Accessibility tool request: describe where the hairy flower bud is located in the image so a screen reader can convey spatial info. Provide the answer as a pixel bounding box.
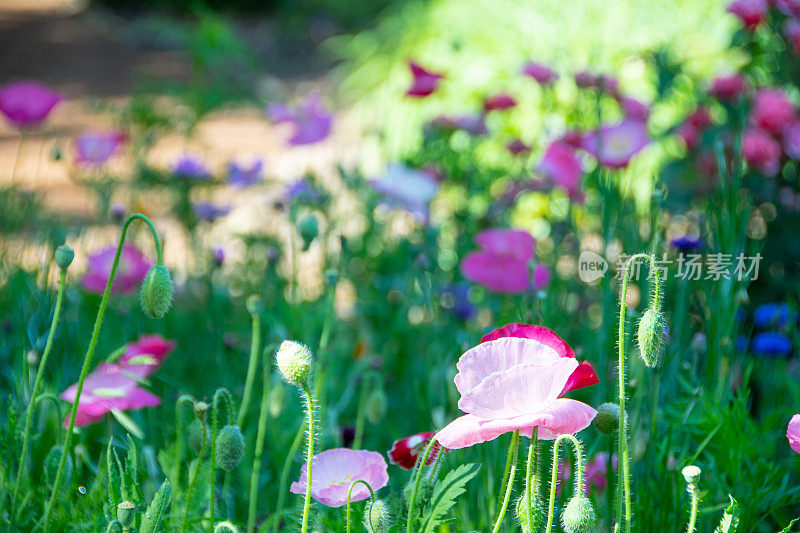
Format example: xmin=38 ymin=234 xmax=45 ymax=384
xmin=216 ymin=425 xmax=245 ymax=471
xmin=117 ymin=500 xmax=136 ymax=528
xmin=561 ymin=496 xmax=598 ymax=533
xmin=276 ymin=340 xmax=313 ymax=385
xmin=593 ymin=402 xmax=620 ymax=434
xmin=44 ymin=445 xmax=72 ymax=491
xmin=298 ymin=215 xmax=319 ymax=251
xmin=246 ymin=295 xmax=263 ymax=317
xmin=363 ymin=499 xmax=391 ymax=533
xmin=365 ymin=388 xmax=387 ymax=424
xmin=637 ymin=307 xmax=664 ymax=367
xmin=514 ymin=487 xmax=545 ymax=533
xmin=140 ymin=263 xmax=173 ymax=319
xmin=54 ymin=244 xmax=74 ymax=270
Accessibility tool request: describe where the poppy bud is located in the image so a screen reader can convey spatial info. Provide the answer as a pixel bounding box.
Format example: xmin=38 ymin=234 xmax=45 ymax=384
xmin=44 ymin=445 xmax=72 ymax=491
xmin=188 ymin=419 xmax=209 ymax=457
xmin=140 ymin=263 xmax=173 ymax=319
xmin=194 ymin=401 xmax=209 ymax=420
xmin=26 ymin=349 xmax=39 ymax=366
xmin=363 ymin=499 xmax=391 ymax=533
xmin=246 ymin=295 xmax=263 ymax=317
xmin=593 ymin=402 xmax=620 ymax=434
xmin=216 ymin=425 xmax=245 ymax=471
xmin=298 ymin=215 xmax=319 ymax=251
xmin=364 ymin=389 xmax=387 ymax=424
xmin=514 ymin=487 xmax=545 ymax=533
xmin=54 ymin=244 xmax=74 ymax=270
xmin=637 ymin=307 xmax=664 ymax=367
xmin=276 ymin=340 xmax=313 ymax=385
xmin=561 ymin=496 xmax=598 ymax=533
xmin=682 ymin=465 xmax=701 ymax=485
xmin=117 ymin=501 xmax=136 ymax=529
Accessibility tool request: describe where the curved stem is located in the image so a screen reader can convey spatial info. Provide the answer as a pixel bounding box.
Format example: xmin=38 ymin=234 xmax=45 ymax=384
xmin=12 ymin=269 xmax=67 ymax=513
xmin=545 ymin=434 xmax=584 ymax=533
xmin=248 ymin=348 xmax=272 ymax=533
xmin=524 ymin=427 xmax=540 ymax=529
xmin=183 ymin=417 xmax=208 ymax=533
xmin=346 ymin=479 xmax=376 ymax=533
xmin=174 ymin=395 xmax=195 ymax=492
xmin=237 ymin=311 xmax=261 ymax=428
xmin=300 ymin=384 xmax=315 ymax=533
xmin=43 ymin=214 xmax=163 ymax=532
xmin=405 ymin=436 xmax=438 ymax=533
xmin=492 ymin=430 xmax=520 ymax=533
xmin=210 ymin=389 xmax=235 ymax=533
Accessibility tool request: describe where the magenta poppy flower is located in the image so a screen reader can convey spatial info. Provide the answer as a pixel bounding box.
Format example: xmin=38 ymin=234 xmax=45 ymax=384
xmin=710 ymin=74 xmax=749 ymax=101
xmin=585 ymin=452 xmax=617 ymax=493
xmin=788 ymin=414 xmax=800 ymax=453
xmin=481 ymin=324 xmax=599 ymax=394
xmin=677 ymin=108 xmax=712 ymax=150
xmin=522 ymin=62 xmax=558 ymax=85
xmin=73 ymin=131 xmax=125 ymax=166
xmin=574 ymin=71 xmax=598 ymax=88
xmin=60 ymin=363 xmax=161 ymax=426
xmin=116 ymin=334 xmax=176 ymax=379
xmin=369 ymin=163 xmax=439 ymax=220
xmin=434 ymin=334 xmax=597 ymax=449
xmin=618 ymin=97 xmax=650 ymax=121
xmin=726 ymin=0 xmax=767 ymax=30
xmin=785 ymin=20 xmax=800 ymax=55
xmin=507 ymin=139 xmax=531 ymax=155
xmin=777 ymin=0 xmax=800 ymax=17
xmin=460 ymin=228 xmax=535 ymax=294
xmin=290 ymin=448 xmax=389 ymax=507
xmin=227 ymin=159 xmax=264 ymax=188
xmin=483 ymin=93 xmax=517 ymax=112
xmin=429 ymin=114 xmax=488 ymax=136
xmin=267 ymin=93 xmax=333 ymax=146
xmin=538 ymin=141 xmax=584 ymax=197
xmin=751 ymin=88 xmax=796 ymax=135
xmin=581 ymin=118 xmax=650 ymax=168
xmin=406 ymin=61 xmax=444 ymax=97
xmin=0 ymin=80 xmax=63 ymax=129
xmin=532 ymin=263 xmax=552 ymax=290
xmin=388 ymin=432 xmax=442 ymax=470
xmin=81 ymin=244 xmax=153 ymax=295
xmin=743 ymin=128 xmax=781 ymax=176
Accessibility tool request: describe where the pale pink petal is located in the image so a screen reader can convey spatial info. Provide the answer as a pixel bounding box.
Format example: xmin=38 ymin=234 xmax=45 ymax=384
xmin=520 ymin=399 xmax=598 ymax=440
xmin=788 ymin=414 xmax=800 ymax=454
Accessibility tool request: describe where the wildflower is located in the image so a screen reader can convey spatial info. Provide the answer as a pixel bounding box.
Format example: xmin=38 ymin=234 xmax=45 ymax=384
xmin=743 ymin=128 xmax=781 ymax=176
xmin=193 ymin=202 xmax=231 ymax=222
xmin=369 ymin=163 xmax=439 ymax=220
xmin=81 ymin=244 xmax=152 ymax=295
xmin=73 ymin=131 xmax=125 ymax=166
xmin=429 ymin=114 xmax=488 ymax=136
xmin=460 ymin=228 xmax=536 ymax=294
xmin=172 ymin=154 xmax=211 ymax=180
xmin=752 ymin=332 xmax=792 ymax=357
xmin=435 ymin=333 xmax=597 ymax=449
xmin=406 ymin=61 xmax=444 ymax=97
xmin=784 ymin=121 xmax=800 ymax=160
xmin=227 ymin=159 xmax=264 ymax=188
xmin=289 ymin=448 xmax=389 ymax=507
xmin=284 ymin=177 xmax=323 ymax=204
xmin=0 ymin=80 xmax=63 ymax=128
xmin=538 ymin=141 xmax=584 ymax=198
xmin=584 ymin=452 xmax=617 ymax=493
xmin=581 ymin=118 xmax=650 ymax=168
xmin=670 ymin=235 xmax=704 ymax=253
xmin=786 ymin=19 xmax=800 ymax=55
xmin=787 ymin=414 xmax=800 ymax=453
xmin=751 ymin=88 xmax=796 ymax=135
xmin=483 ymin=93 xmax=517 ymax=112
xmin=267 ymin=93 xmax=333 ymax=145
xmin=618 ymin=97 xmax=650 ymax=121
xmin=532 ymin=263 xmax=552 ymax=290
xmin=726 ymin=0 xmax=768 ymax=30
xmin=753 ymin=302 xmax=796 ymax=328
xmin=522 ymin=62 xmax=558 ymax=85
xmin=507 ymin=139 xmax=531 ymax=156
xmin=710 ymin=74 xmax=748 ymax=101
xmin=440 ymin=283 xmax=476 ymax=321
xmin=116 ymin=334 xmax=176 ymax=378
xmin=677 ymin=108 xmax=711 ymax=150
xmin=574 ymin=71 xmax=597 ymax=88
xmin=212 ymin=245 xmax=225 ymax=267
xmin=388 ymin=431 xmax=441 ymax=470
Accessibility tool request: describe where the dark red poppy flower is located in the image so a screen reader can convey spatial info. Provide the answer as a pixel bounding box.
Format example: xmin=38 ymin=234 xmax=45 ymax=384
xmin=388 ymin=431 xmax=442 ymax=469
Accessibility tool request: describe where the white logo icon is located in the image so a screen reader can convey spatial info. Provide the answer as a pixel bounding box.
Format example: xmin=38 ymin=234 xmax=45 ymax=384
xmin=578 ymin=250 xmax=608 ymax=283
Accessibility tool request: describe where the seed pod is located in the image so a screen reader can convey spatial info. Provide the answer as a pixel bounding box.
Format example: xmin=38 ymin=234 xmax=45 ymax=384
xmin=561 ymin=496 xmax=598 ymax=533
xmin=275 ymin=340 xmax=313 ymax=385
xmin=54 ymin=244 xmax=74 ymax=270
xmin=139 ymin=263 xmax=173 ymax=319
xmin=216 ymin=425 xmax=245 ymax=471
xmin=682 ymin=465 xmax=701 ymax=485
xmin=44 ymin=445 xmax=72 ymax=491
xmin=637 ymin=307 xmax=664 ymax=367
xmin=298 ymin=215 xmax=319 ymax=251
xmin=363 ymin=499 xmax=391 ymax=533
xmin=117 ymin=500 xmax=136 ymax=528
xmin=593 ymin=402 xmax=620 ymax=434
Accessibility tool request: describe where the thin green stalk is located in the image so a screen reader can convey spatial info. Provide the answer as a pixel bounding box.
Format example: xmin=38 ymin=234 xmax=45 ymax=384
xmin=43 ymin=214 xmax=163 ymax=532
xmin=210 ymin=389 xmax=235 ymax=533
xmin=524 ymin=428 xmax=540 ymax=529
xmin=12 ymin=268 xmax=67 ymax=513
xmin=346 ymin=479 xmax=375 ymax=533
xmin=300 ymin=384 xmax=315 ymax=533
xmin=237 ymin=311 xmax=261 ymax=428
xmin=249 ymin=349 xmax=272 ymax=533
xmin=272 ymin=425 xmax=305 ymax=533
xmin=183 ymin=417 xmax=208 ymax=533
xmin=686 ymin=486 xmax=698 ymax=533
xmin=492 ymin=430 xmax=520 ymax=533
xmin=352 ymin=377 xmax=369 ymax=450
xmin=405 ymin=437 xmax=438 ymax=533
xmin=545 ymin=434 xmax=584 ymax=533
xmin=174 ymin=395 xmax=196 ymax=492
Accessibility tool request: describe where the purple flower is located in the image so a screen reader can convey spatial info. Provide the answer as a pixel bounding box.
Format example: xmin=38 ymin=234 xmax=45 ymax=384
xmin=173 ymin=154 xmax=211 ymax=180
xmin=580 ymin=119 xmax=650 ymax=168
xmin=369 ymin=163 xmax=439 ymax=220
xmin=618 ymin=97 xmax=650 ymax=121
xmin=73 ymin=131 xmax=125 ymax=166
xmin=441 ymin=283 xmax=475 ymax=321
xmin=193 ymin=202 xmax=231 ymax=222
xmin=290 ymin=448 xmax=389 ymax=507
xmin=752 ymin=332 xmax=792 ymax=357
xmin=483 ymin=93 xmax=517 ymax=112
xmin=284 ymin=178 xmax=323 ymax=204
xmin=227 ymin=160 xmax=264 ymax=188
xmin=507 ymin=139 xmax=531 ymax=156
xmin=538 ymin=141 xmax=584 ymax=199
xmin=81 ymin=244 xmax=152 ymax=295
xmin=267 ymin=93 xmax=332 ymax=146
xmin=670 ymin=235 xmax=704 ymax=253
xmin=0 ymin=80 xmax=63 ymax=129
xmin=212 ymin=245 xmax=225 ymax=267
xmin=429 ymin=114 xmax=488 ymax=136
xmin=522 ymin=62 xmax=559 ymax=85
xmin=406 ymin=61 xmax=444 ymax=97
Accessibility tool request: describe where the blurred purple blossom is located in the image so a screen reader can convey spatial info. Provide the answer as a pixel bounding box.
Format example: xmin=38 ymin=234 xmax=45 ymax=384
xmin=227 ymin=159 xmax=264 ymax=188
xmin=173 ymin=154 xmax=212 ymax=180
xmin=267 ymin=93 xmax=332 ymax=146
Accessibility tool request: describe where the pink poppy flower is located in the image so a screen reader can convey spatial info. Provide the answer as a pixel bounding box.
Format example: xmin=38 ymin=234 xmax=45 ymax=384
xmin=751 ymin=88 xmax=796 ymax=135
xmin=507 ymin=139 xmax=531 ymax=155
xmin=483 ymin=93 xmax=517 ymax=112
xmin=369 ymin=163 xmax=440 ymax=220
xmin=434 ymin=334 xmax=598 ymax=449
xmin=581 ymin=119 xmax=650 ymax=168
xmin=290 ymin=448 xmax=389 ymax=507
xmin=267 ymin=93 xmax=333 ymax=146
xmin=460 ymin=229 xmax=535 ymax=294
xmin=787 ymin=414 xmax=800 ymax=453
xmin=726 ymin=0 xmax=768 ymax=30
xmin=81 ymin=244 xmax=153 ymax=295
xmin=584 ymin=452 xmax=618 ymax=493
xmin=710 ymin=74 xmax=749 ymax=101
xmin=388 ymin=432 xmax=442 ymax=470
xmin=60 ymin=363 xmax=161 ymax=426
xmin=429 ymin=114 xmax=488 ymax=136
xmin=480 ymin=324 xmax=599 ymax=394
xmin=618 ymin=97 xmax=650 ymax=121
xmin=522 ymin=62 xmax=558 ymax=85
xmin=117 ymin=334 xmax=176 ymax=379
xmin=784 ymin=121 xmax=800 ymax=159
xmin=532 ymin=263 xmax=552 ymax=290
xmin=560 ymin=130 xmax=585 ymax=149
xmin=0 ymin=80 xmax=63 ymax=129
xmin=677 ymin=108 xmax=712 ymax=150
xmin=73 ymin=131 xmax=125 ymax=166
xmin=539 ymin=141 xmax=584 ymax=197
xmin=406 ymin=61 xmax=444 ymax=98
xmin=743 ymin=128 xmax=781 ymax=176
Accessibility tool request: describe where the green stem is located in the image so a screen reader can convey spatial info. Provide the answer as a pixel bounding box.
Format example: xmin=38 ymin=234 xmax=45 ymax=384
xmin=237 ymin=311 xmax=261 ymax=428
xmin=345 ymin=479 xmax=376 ymax=533
xmin=492 ymin=430 xmax=520 ymax=533
xmin=352 ymin=377 xmax=369 ymax=450
xmin=273 ymin=424 xmax=305 ymax=533
xmin=12 ymin=268 xmax=67 ymax=514
xmin=43 ymin=214 xmax=163 ymax=533
xmin=183 ymin=416 xmax=208 ymax=533
xmin=210 ymin=389 xmax=235 ymax=533
xmin=545 ymin=434 xmax=584 ymax=533
xmin=405 ymin=437 xmax=438 ymax=533
xmin=249 ymin=348 xmax=272 ymax=533
xmin=524 ymin=427 xmax=540 ymax=529
xmin=174 ymin=395 xmax=195 ymax=492
xmin=686 ymin=484 xmax=698 ymax=533
xmin=300 ymin=384 xmax=315 ymax=533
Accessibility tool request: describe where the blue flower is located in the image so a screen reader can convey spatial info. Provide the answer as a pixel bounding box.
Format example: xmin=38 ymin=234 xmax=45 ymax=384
xmin=670 ymin=235 xmax=703 ymax=253
xmin=173 ymin=154 xmax=211 ymax=180
xmin=193 ymin=202 xmax=231 ymax=222
xmin=752 ymin=332 xmax=792 ymax=357
xmin=753 ymin=302 xmax=796 ymax=329
xmin=227 ymin=160 xmax=264 ymax=188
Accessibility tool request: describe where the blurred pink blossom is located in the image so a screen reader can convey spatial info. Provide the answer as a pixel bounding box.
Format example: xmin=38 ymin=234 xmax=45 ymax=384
xmin=784 ymin=121 xmax=800 ymax=159
xmin=743 ymin=128 xmax=781 ymax=176
xmin=461 ymin=229 xmax=535 ymax=293
xmin=785 ymin=20 xmax=800 ymax=55
xmin=618 ymin=97 xmax=650 ymax=121
xmin=290 ymin=448 xmax=389 ymax=507
xmin=81 ymin=244 xmax=152 ymax=295
xmin=522 ymin=62 xmax=558 ymax=85
xmin=267 ymin=93 xmax=333 ymax=145
xmin=538 ymin=141 xmax=584 ymax=197
xmin=73 ymin=131 xmax=125 ymax=166
xmin=710 ymin=74 xmax=749 ymax=101
xmin=429 ymin=114 xmax=488 ymax=136
xmin=406 ymin=61 xmax=444 ymax=97
xmin=726 ymin=0 xmax=768 ymax=30
xmin=751 ymin=88 xmax=796 ymax=135
xmin=788 ymin=414 xmax=800 ymax=453
xmin=677 ymin=108 xmax=712 ymax=150
xmin=532 ymin=263 xmax=552 ymax=290
xmin=581 ymin=119 xmax=650 ymax=168
xmin=117 ymin=334 xmax=176 ymax=379
xmin=483 ymin=93 xmax=517 ymax=112
xmin=585 ymin=452 xmax=618 ymax=493
xmin=507 ymin=139 xmax=531 ymax=155
xmin=0 ymin=80 xmax=63 ymax=129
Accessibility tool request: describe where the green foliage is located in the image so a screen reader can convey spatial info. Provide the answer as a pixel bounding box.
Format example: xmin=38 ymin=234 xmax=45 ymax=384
xmin=420 ymin=463 xmax=481 ymax=532
xmin=140 ymin=480 xmax=172 ymax=533
xmin=714 ymin=496 xmax=741 ymax=533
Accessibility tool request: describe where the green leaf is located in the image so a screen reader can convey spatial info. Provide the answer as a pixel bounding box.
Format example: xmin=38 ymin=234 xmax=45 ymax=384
xmin=713 ymin=496 xmax=740 ymax=533
xmin=420 ymin=463 xmax=481 ymax=533
xmin=106 ymin=440 xmax=121 ymax=513
xmin=140 ymin=480 xmax=172 ymax=533
xmin=125 ymin=434 xmax=140 ymax=502
xmin=112 ymin=409 xmax=144 ymax=440
xmin=780 ymin=517 xmax=800 ymax=533
xmin=114 ymin=448 xmax=128 ymax=501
